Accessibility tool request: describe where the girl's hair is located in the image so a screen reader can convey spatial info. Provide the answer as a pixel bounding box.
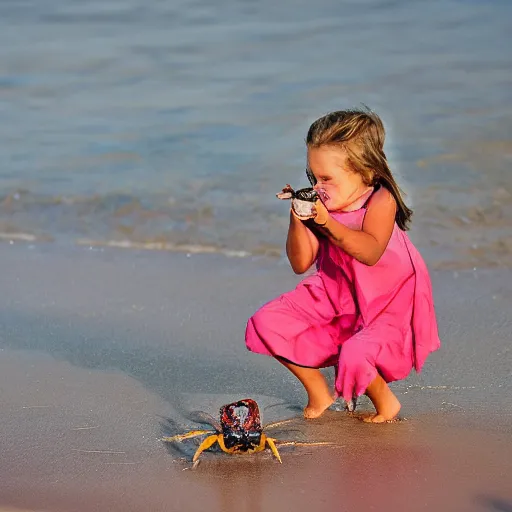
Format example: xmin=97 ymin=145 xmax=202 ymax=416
xmin=306 ymin=107 xmax=413 ymax=230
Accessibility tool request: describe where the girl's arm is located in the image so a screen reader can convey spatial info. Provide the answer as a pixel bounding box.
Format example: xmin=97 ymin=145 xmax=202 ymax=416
xmin=314 ymin=187 xmax=396 ymax=266
xmin=286 ymin=210 xmax=320 ymax=274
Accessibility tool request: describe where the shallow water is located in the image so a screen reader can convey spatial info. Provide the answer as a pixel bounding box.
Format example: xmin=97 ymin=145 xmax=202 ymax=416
xmin=1 ymin=0 xmax=511 ymax=268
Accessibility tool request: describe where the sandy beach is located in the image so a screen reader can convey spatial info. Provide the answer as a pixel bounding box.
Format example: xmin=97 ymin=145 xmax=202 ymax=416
xmin=2 ymin=0 xmax=512 ymax=509
xmin=0 ymin=243 xmax=511 ymax=512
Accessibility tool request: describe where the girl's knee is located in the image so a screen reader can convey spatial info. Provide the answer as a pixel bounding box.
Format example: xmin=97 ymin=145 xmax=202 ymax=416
xmin=247 ymin=304 xmax=279 ymax=340
xmin=248 ymin=306 xmax=268 ymax=332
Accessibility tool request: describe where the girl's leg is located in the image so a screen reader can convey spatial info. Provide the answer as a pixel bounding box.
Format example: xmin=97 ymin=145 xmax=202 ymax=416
xmin=363 ymin=373 xmax=401 ymax=423
xmin=278 ymin=358 xmax=335 ymax=419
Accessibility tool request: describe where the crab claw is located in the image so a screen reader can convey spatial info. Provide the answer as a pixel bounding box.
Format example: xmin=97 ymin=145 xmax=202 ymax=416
xmin=276 ymin=184 xmax=294 ymax=200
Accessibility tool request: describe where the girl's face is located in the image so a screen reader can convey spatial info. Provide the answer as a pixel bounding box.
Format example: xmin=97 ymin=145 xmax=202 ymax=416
xmin=307 ymin=145 xmax=369 ymax=212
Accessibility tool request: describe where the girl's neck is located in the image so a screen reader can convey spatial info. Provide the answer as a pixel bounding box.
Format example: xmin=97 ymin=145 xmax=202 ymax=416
xmin=340 ymin=186 xmax=374 ymax=212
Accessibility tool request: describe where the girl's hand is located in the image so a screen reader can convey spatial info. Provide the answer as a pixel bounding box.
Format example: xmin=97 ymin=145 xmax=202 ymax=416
xmin=312 ymin=199 xmax=329 ymax=226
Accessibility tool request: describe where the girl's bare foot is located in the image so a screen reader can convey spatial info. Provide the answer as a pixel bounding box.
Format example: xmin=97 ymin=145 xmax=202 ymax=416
xmin=303 ymin=395 xmax=335 ymax=419
xmin=363 ymin=374 xmax=401 ymax=423
xmin=277 ymin=359 xmax=335 ymax=420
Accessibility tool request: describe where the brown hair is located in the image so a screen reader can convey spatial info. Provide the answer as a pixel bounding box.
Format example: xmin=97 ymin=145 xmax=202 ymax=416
xmin=306 ymin=107 xmax=413 ymax=230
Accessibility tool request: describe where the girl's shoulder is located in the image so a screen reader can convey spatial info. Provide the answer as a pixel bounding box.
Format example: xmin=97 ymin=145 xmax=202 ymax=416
xmin=364 ymin=184 xmax=396 ymax=211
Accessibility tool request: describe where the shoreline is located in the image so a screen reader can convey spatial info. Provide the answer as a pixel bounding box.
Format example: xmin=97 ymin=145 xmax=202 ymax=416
xmin=1 ymin=221 xmax=512 ymax=273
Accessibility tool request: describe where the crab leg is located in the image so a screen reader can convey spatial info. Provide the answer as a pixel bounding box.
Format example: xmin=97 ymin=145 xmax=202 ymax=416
xmin=193 ymin=434 xmax=221 ymax=462
xmin=275 ymin=441 xmax=337 ymax=447
xmin=262 ymin=434 xmax=282 ymax=463
xmin=264 ymin=419 xmax=296 ymax=430
xmin=162 ymin=429 xmax=215 ymax=443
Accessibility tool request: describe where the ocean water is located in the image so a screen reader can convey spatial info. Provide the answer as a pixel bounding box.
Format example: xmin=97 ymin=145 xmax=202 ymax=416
xmin=1 ymin=0 xmax=511 ymax=268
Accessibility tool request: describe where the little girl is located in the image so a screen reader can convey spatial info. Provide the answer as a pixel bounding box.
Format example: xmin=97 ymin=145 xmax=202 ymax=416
xmin=245 ymin=108 xmax=441 ymax=423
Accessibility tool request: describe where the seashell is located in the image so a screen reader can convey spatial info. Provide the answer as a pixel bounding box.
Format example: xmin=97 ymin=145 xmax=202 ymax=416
xmin=277 ymin=186 xmax=318 ymax=219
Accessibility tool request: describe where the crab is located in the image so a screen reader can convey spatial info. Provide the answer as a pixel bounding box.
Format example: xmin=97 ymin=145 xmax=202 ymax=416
xmin=162 ymin=398 xmax=335 ymax=464
xmin=277 ymin=183 xmax=331 ymax=220
xmin=277 ymin=185 xmax=319 ymax=219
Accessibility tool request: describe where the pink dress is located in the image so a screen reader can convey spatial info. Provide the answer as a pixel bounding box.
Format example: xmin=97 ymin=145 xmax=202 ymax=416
xmin=245 ymin=198 xmax=441 ymax=402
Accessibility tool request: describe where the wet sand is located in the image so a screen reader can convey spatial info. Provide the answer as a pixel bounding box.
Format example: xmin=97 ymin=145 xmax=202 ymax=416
xmin=0 ymin=244 xmax=511 ymax=512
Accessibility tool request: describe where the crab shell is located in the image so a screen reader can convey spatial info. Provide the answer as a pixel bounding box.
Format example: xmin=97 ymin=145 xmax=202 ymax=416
xmin=277 ymin=187 xmax=319 ymax=219
xmin=220 ymin=399 xmax=263 ymax=451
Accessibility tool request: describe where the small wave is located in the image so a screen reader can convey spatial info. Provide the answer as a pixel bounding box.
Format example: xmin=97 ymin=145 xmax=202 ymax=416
xmin=0 ymin=232 xmax=52 ymax=242
xmin=76 ymin=238 xmax=252 ymax=258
